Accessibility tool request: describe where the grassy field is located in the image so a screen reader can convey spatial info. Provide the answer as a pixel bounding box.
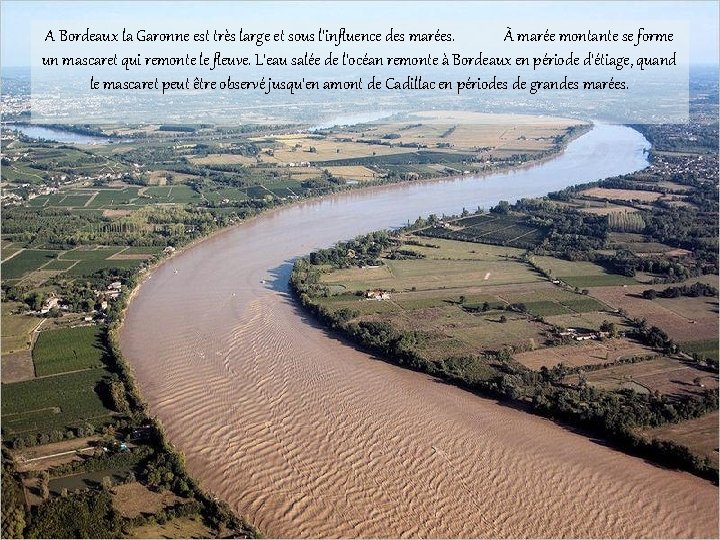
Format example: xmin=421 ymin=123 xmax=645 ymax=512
xmin=639 ymin=411 xmax=719 ymax=467
xmin=127 ymin=515 xmax=214 ymax=539
xmin=111 ymin=482 xmax=185 ymax=519
xmin=32 ymin=326 xmax=106 ymax=377
xmin=1 ymin=368 xmax=115 ymax=439
xmin=323 ymin=258 xmax=542 ymax=292
xmin=1 ymin=301 xmax=41 ymax=354
xmin=531 ymin=255 xmax=638 ymax=288
xmin=581 ymin=357 xmax=718 ymax=398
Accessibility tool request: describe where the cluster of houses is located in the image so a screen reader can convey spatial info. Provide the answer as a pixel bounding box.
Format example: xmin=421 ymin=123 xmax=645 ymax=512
xmin=647 ymin=151 xmax=718 ymax=184
xmin=557 ymin=328 xmax=611 ymax=341
xmin=36 ymin=280 xmax=124 ymax=320
xmin=365 ymin=289 xmax=391 ymax=301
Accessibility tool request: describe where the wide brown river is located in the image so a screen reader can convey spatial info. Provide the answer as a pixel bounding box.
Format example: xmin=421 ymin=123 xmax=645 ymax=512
xmin=121 ymin=124 xmax=719 ymax=538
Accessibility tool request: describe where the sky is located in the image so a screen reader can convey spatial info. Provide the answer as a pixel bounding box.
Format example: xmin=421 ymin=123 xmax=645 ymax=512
xmin=1 ymin=0 xmax=719 ymax=67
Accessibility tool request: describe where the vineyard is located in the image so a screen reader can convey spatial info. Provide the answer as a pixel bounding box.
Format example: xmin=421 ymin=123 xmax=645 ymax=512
xmin=418 ymin=214 xmax=547 ymax=248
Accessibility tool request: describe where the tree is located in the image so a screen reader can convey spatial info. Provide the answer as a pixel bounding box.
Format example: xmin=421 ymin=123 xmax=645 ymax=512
xmin=499 ymin=315 xmax=508 ymax=323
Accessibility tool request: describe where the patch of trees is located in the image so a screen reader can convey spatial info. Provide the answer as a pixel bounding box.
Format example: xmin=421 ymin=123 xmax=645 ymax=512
xmin=25 ymin=491 xmax=121 ymax=539
xmin=642 ymin=282 xmax=718 ymax=300
xmin=307 ymin=231 xmax=396 ymax=268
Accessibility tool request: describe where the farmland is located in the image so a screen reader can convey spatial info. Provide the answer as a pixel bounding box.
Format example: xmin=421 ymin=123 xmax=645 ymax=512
xmin=514 ymin=338 xmax=656 ymax=370
xmin=310 ymin=236 xmax=636 ymax=362
xmin=580 ymin=357 xmax=718 ymax=399
xmin=1 ymin=301 xmax=41 ymax=354
xmin=589 ymin=281 xmax=719 ymax=342
xmin=32 ymin=326 xmax=106 ymax=376
xmin=1 ymin=367 xmax=115 ymax=440
xmin=2 ymin=249 xmax=60 ymax=280
xmin=530 ymin=255 xmax=638 ymax=288
xmin=418 ymin=213 xmax=548 ymax=249
xmin=640 ymin=411 xmax=719 ymax=467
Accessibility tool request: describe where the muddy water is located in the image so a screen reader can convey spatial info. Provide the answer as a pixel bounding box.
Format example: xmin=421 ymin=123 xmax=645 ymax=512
xmin=121 ymin=124 xmax=718 ymax=538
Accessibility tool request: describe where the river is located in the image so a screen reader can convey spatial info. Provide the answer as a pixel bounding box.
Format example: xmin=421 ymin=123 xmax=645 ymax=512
xmin=9 ymin=124 xmax=112 ymax=145
xmin=120 ymin=123 xmax=718 ymax=538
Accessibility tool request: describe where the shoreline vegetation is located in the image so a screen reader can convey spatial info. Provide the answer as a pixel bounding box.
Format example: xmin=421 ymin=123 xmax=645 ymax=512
xmin=289 ymin=121 xmax=719 ymax=484
xmin=1 ymin=114 xmax=590 ymax=537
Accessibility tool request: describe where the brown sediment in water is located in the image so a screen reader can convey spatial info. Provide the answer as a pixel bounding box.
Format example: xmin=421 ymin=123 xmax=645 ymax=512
xmin=120 ymin=125 xmax=718 ymax=538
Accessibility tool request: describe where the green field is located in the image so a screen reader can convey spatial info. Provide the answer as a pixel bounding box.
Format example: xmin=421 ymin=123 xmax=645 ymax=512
xmin=531 ymin=256 xmax=637 ymax=288
xmin=144 ymin=185 xmax=201 ymax=203
xmin=1 ymin=368 xmax=115 ymax=439
xmin=86 ymin=188 xmax=144 ymax=208
xmin=1 ymin=249 xmax=60 ymax=279
xmin=59 ymin=247 xmax=143 ymax=276
xmin=680 ymin=339 xmax=719 ymax=361
xmin=33 ymin=326 xmax=106 ymax=377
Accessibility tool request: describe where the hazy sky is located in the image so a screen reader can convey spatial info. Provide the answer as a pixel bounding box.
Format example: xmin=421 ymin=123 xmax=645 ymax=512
xmin=2 ymin=0 xmax=719 ymax=67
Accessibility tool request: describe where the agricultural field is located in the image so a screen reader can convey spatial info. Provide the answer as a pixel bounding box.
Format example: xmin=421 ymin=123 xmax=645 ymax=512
xmin=580 ymin=187 xmax=663 ymax=202
xmin=59 ymin=246 xmax=148 ymax=277
xmin=14 ymin=436 xmax=99 ymax=472
xmin=1 ymin=301 xmax=41 ymax=354
xmin=680 ymin=339 xmax=719 ymax=361
xmin=143 ymin=184 xmax=202 ymax=204
xmin=32 ymin=326 xmax=106 ymax=377
xmin=589 ymin=282 xmax=719 ymax=342
xmin=580 ymin=356 xmax=718 ymax=399
xmin=320 ymin=244 xmax=541 ymax=293
xmin=514 ymin=338 xmax=657 ymax=370
xmin=1 ymin=249 xmax=61 ymax=280
xmin=316 ymin=238 xmax=555 ymax=359
xmin=640 ymin=411 xmax=719 ymax=467
xmin=1 ymin=367 xmax=116 ymax=440
xmin=419 ymin=213 xmax=547 ymax=249
xmin=530 ymin=255 xmax=639 ymax=288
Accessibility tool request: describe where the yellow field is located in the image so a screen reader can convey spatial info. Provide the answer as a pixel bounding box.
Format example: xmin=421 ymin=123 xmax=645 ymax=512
xmin=190 ymin=154 xmax=256 ymax=166
xmin=324 ymin=165 xmax=379 ymax=181
xmin=581 ymin=187 xmax=662 ymax=202
xmin=1 ymin=302 xmax=41 ymax=354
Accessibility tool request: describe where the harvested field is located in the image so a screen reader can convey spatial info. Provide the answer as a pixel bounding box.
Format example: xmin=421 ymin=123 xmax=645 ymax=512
xmin=1 ymin=302 xmax=41 ymax=354
xmin=589 ymin=283 xmax=719 ymax=342
xmin=324 ymin=165 xmax=378 ymax=181
xmin=579 ymin=205 xmax=639 ymax=216
xmin=640 ymin=411 xmax=719 ymax=467
xmin=102 ymin=209 xmax=132 ymax=218
xmin=581 ymin=187 xmax=662 ymax=202
xmin=14 ymin=437 xmax=98 ymax=472
xmin=112 ymin=482 xmax=185 ymax=518
xmin=514 ymin=338 xmax=657 ymax=370
xmin=582 ymin=357 xmax=718 ymax=399
xmin=1 ymin=350 xmax=35 ymax=383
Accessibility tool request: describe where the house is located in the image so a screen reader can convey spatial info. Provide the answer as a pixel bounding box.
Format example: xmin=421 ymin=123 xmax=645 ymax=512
xmin=40 ymin=297 xmax=60 ymax=314
xmin=366 ymin=289 xmax=391 ymax=301
xmin=108 ymin=281 xmax=122 ymax=291
xmin=163 ymin=246 xmax=176 ymax=254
